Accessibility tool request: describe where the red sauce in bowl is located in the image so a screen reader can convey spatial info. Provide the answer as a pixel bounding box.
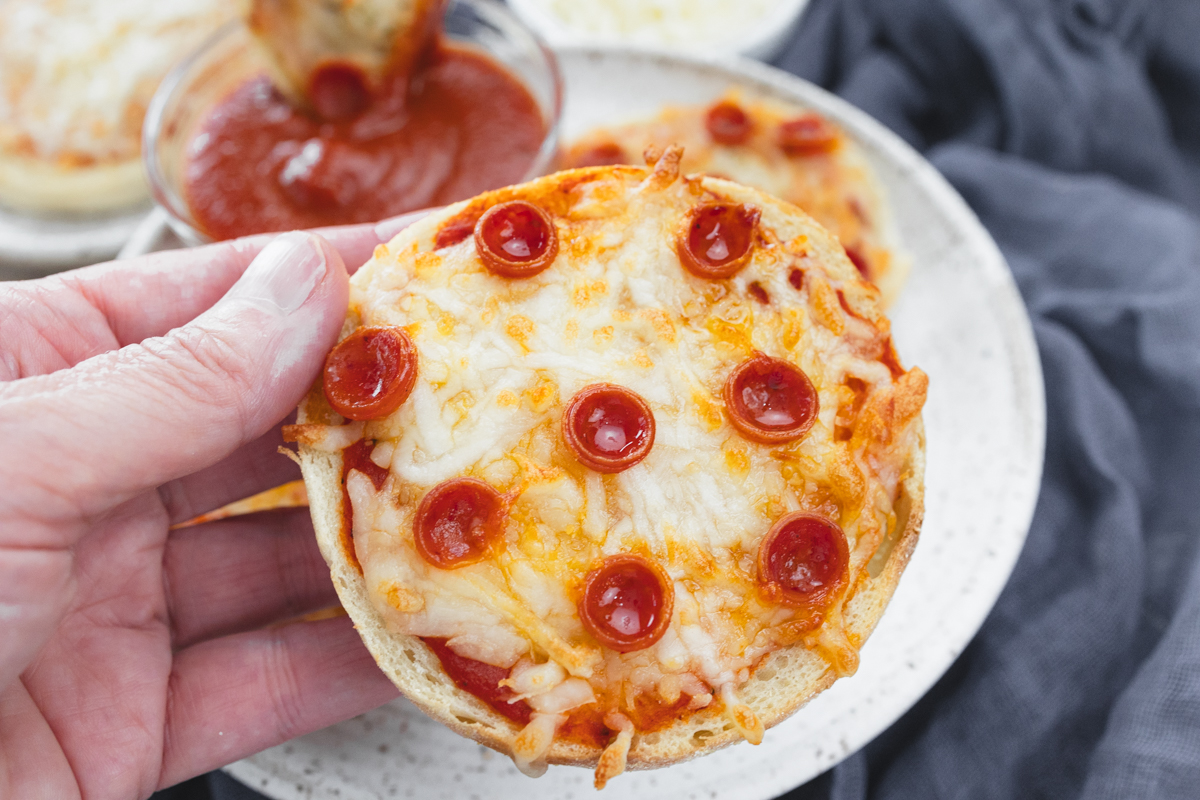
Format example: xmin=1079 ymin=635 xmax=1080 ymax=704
xmin=185 ymin=43 xmax=546 ymax=240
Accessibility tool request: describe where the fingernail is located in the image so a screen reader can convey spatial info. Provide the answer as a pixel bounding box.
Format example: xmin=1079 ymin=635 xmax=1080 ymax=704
xmin=374 ymin=209 xmax=433 ymax=242
xmin=227 ymin=232 xmax=327 ymax=315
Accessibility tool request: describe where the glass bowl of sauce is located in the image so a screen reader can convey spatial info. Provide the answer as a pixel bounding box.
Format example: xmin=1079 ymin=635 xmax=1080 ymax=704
xmin=143 ymin=0 xmax=562 ymax=244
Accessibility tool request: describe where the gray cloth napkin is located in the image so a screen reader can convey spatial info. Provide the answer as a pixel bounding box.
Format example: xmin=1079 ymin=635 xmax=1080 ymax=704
xmin=177 ymin=1 xmax=1200 ymax=798
xmin=778 ymin=0 xmax=1200 ymax=798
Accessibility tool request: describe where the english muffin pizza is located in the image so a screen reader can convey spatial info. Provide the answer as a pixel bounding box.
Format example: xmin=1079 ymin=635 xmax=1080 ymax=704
xmin=564 ymin=94 xmax=907 ymax=306
xmin=286 ymin=149 xmax=927 ymax=787
xmin=0 ymin=0 xmax=236 ymax=213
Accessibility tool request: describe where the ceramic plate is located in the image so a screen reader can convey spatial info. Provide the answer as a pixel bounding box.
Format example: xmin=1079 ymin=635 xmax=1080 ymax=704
xmin=210 ymin=46 xmax=1044 ymax=800
xmin=0 ymin=202 xmax=152 ymax=279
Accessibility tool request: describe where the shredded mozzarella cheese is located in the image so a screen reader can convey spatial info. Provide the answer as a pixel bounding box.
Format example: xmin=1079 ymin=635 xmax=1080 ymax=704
xmin=0 ymin=0 xmax=236 ymax=164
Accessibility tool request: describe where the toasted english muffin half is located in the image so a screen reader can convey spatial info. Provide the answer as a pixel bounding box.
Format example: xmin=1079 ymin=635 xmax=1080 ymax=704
xmin=289 ymin=150 xmax=926 ymax=788
xmin=564 ymin=92 xmax=909 ymax=307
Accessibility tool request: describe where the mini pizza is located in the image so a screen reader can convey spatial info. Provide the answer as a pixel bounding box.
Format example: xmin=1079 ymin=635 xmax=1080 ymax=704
xmin=244 ymin=0 xmax=444 ymax=121
xmin=564 ymin=94 xmax=907 ymax=306
xmin=0 ymin=0 xmax=237 ymax=213
xmin=287 ymin=150 xmax=926 ymax=787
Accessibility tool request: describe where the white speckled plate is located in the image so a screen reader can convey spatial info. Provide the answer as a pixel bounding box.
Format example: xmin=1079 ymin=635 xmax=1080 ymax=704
xmin=215 ymin=47 xmax=1045 ymax=800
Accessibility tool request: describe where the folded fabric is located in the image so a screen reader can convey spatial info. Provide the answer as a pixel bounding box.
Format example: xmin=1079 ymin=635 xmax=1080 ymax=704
xmin=776 ymin=1 xmax=1200 ymax=798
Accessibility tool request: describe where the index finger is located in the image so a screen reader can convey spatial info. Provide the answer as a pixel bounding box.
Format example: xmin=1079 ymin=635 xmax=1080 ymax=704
xmin=61 ymin=209 xmax=432 ymax=348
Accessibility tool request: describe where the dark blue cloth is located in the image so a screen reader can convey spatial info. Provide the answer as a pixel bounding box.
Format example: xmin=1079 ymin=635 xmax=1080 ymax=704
xmin=161 ymin=1 xmax=1200 ymax=798
xmin=777 ymin=0 xmax=1200 ymax=798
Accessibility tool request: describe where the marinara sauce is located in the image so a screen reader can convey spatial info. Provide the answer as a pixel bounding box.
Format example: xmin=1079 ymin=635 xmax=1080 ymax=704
xmin=185 ymin=43 xmax=546 ymax=240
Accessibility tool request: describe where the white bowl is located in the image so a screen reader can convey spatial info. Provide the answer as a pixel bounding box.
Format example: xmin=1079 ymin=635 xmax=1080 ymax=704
xmin=507 ymin=0 xmax=809 ymax=61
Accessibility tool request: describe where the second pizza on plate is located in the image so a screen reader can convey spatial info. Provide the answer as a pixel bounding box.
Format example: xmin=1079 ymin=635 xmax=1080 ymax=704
xmin=564 ymin=93 xmax=908 ymax=307
xmin=286 ymin=149 xmax=927 ymax=788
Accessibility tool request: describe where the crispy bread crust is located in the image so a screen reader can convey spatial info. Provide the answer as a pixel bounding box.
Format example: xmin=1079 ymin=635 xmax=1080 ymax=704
xmin=0 ymin=152 xmax=147 ymax=214
xmin=296 ymin=167 xmax=926 ymax=770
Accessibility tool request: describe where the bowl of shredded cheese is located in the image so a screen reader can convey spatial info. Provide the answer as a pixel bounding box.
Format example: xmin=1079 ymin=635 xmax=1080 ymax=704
xmin=506 ymin=0 xmax=809 ymax=60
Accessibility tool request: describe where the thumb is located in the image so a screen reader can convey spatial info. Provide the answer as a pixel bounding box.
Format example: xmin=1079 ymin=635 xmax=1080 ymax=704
xmin=1 ymin=231 xmax=349 ymax=538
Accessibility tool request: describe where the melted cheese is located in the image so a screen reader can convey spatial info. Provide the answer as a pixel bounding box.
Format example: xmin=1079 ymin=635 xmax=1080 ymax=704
xmin=335 ymin=160 xmax=925 ymax=778
xmin=565 ymin=92 xmax=910 ymax=306
xmin=0 ymin=0 xmax=236 ymax=165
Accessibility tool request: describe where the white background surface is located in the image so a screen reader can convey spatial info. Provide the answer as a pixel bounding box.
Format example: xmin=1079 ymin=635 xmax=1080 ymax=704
xmin=220 ymin=48 xmax=1046 ymax=800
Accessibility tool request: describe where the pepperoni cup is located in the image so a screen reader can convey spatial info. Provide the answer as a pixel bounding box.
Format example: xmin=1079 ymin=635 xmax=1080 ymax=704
xmin=474 ymin=200 xmax=559 ymax=278
xmin=705 ymin=100 xmax=753 ymax=145
xmin=569 ymin=141 xmax=627 ymax=168
xmin=758 ymin=512 xmax=848 ymax=609
xmin=323 ymin=326 xmax=418 ymax=421
xmin=724 ymin=354 xmax=818 ymax=444
xmin=562 ymin=384 xmax=655 ymax=473
xmin=413 ymin=478 xmax=505 ymax=569
xmin=677 ymin=203 xmax=761 ymax=280
xmin=778 ymin=114 xmax=840 ymax=156
xmin=579 ymin=554 xmax=674 ymax=652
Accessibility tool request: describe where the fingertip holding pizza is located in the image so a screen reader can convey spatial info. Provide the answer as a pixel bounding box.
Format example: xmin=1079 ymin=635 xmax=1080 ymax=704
xmin=290 ymin=151 xmax=926 ymax=786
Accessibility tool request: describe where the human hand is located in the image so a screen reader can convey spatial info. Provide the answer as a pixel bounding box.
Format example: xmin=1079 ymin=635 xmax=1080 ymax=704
xmin=0 ymin=215 xmax=426 ymax=799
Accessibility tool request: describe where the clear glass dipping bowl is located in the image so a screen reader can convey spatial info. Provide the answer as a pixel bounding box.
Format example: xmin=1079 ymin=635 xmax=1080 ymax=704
xmin=143 ymin=0 xmax=563 ymax=245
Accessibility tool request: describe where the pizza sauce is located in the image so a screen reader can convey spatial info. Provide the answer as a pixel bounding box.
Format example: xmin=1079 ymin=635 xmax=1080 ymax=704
xmin=184 ymin=43 xmax=545 ymax=239
xmin=422 ymin=637 xmax=533 ymax=725
xmin=338 ymin=438 xmax=388 ymax=573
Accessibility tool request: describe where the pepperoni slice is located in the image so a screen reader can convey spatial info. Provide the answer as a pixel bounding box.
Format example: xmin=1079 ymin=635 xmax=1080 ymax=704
xmin=758 ymin=513 xmax=848 ymax=608
xmin=308 ymin=63 xmax=371 ymax=122
xmin=562 ymin=384 xmax=655 ymax=473
xmin=677 ymin=203 xmax=761 ymax=280
xmin=724 ymin=354 xmax=818 ymax=444
xmin=579 ymin=555 xmax=673 ymax=652
xmin=844 ymin=245 xmax=870 ymax=278
xmin=323 ymin=326 xmax=418 ymax=421
xmin=778 ymin=114 xmax=840 ymax=156
xmin=570 ymin=142 xmax=628 ymax=168
xmin=474 ymin=200 xmax=559 ymax=278
xmin=705 ymin=100 xmax=753 ymax=145
xmin=413 ymin=478 xmax=505 ymax=569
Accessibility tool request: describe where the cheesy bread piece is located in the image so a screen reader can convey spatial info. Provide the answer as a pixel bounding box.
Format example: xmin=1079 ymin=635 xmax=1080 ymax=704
xmin=0 ymin=0 xmax=238 ymax=213
xmin=289 ymin=152 xmax=926 ymax=786
xmin=243 ymin=0 xmax=444 ymax=121
xmin=564 ymin=94 xmax=908 ymax=307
